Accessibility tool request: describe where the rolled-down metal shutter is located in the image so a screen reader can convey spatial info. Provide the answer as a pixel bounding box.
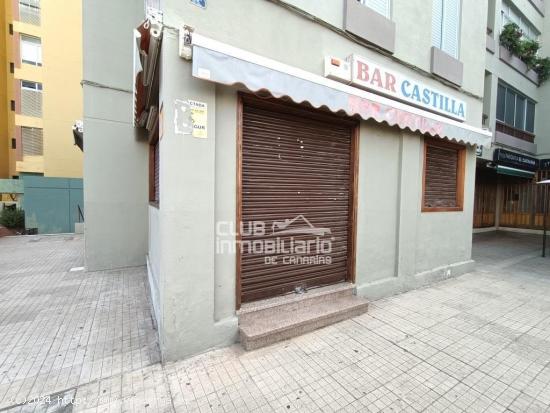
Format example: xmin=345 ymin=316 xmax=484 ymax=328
xmin=424 ymin=144 xmax=459 ymax=208
xmin=240 ymin=98 xmax=355 ymax=303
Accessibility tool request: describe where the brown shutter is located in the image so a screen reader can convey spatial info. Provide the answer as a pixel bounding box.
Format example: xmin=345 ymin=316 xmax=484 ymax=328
xmin=240 ymin=97 xmax=355 ymax=303
xmin=423 ymin=140 xmax=465 ymax=210
xmin=154 ymin=141 xmax=160 ymax=203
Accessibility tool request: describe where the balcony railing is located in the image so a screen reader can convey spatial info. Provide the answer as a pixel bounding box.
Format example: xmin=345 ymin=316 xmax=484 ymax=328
xmin=496 ymin=121 xmax=535 ymax=143
xmin=19 ymin=0 xmax=40 ymax=26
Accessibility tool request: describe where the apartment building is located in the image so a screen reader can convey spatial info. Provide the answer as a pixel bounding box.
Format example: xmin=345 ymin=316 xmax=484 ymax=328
xmin=475 ymin=0 xmax=550 ymax=231
xmin=84 ymin=0 xmax=491 ymax=360
xmin=0 ymin=0 xmax=84 ymax=233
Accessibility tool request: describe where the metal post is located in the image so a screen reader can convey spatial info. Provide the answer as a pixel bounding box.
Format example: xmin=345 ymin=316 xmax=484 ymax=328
xmin=544 ymin=185 xmax=548 ymax=257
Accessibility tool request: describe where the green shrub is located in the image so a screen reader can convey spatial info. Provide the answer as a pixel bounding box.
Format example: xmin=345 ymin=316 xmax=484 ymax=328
xmin=500 ymin=23 xmax=523 ymax=55
xmin=0 ymin=208 xmax=25 ymax=229
xmin=534 ymin=57 xmax=550 ymax=84
xmin=499 ymin=22 xmax=550 ymax=85
xmin=519 ymin=38 xmax=541 ymax=68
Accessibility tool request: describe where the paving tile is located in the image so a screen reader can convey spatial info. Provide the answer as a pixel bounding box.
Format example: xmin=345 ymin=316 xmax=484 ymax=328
xmin=2 ymin=232 xmax=550 ymax=412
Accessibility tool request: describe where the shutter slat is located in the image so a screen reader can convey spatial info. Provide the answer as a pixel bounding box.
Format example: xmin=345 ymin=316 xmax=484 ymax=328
xmin=21 ymin=127 xmax=43 ymax=156
xmin=424 ymin=144 xmax=459 ymax=208
xmin=154 ymin=142 xmax=159 ymax=203
xmin=442 ymin=0 xmax=460 ymax=58
xmin=432 ymin=0 xmax=443 ymax=48
xmin=241 ymin=101 xmax=353 ymax=302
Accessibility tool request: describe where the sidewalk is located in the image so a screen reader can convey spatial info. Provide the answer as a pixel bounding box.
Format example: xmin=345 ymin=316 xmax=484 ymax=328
xmin=1 ymin=232 xmax=550 ymax=412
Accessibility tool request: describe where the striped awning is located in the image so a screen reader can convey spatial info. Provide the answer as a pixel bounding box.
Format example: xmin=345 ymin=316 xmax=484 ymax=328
xmin=190 ymin=34 xmax=492 ymax=147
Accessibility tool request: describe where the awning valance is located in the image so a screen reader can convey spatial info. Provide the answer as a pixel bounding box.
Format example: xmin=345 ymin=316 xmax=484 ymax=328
xmin=497 ymin=165 xmax=535 ymax=178
xmin=191 ymin=34 xmax=491 ymax=147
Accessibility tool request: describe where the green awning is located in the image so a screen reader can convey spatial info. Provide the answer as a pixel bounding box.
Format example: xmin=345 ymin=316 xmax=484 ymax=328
xmin=496 ymin=165 xmax=535 ymax=178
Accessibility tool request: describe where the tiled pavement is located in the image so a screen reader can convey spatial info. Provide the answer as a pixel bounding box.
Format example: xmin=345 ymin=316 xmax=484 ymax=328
xmin=1 ymin=232 xmax=550 ymax=411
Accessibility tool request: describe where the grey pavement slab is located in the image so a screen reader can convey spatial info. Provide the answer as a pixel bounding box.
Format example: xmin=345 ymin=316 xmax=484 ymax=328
xmin=0 ymin=232 xmax=549 ymax=412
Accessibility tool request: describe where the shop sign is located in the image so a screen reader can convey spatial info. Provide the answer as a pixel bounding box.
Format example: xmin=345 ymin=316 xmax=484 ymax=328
xmin=493 ymin=148 xmax=538 ymax=171
xmin=324 ymin=55 xmax=467 ymax=122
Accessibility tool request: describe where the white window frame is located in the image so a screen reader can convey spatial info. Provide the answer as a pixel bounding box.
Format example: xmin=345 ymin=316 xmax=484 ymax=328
xmin=21 ymin=80 xmax=42 ymax=91
xmin=20 ymin=34 xmax=42 ymax=66
xmin=359 ymin=0 xmax=391 ymax=19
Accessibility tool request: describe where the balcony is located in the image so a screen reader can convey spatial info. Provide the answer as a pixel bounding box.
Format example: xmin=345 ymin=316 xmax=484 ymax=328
xmin=499 ymin=46 xmax=539 ymax=85
xmin=495 ymin=121 xmax=537 ymax=153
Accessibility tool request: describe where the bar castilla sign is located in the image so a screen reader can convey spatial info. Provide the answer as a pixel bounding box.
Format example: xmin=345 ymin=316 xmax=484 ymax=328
xmin=324 ymin=55 xmax=467 ymax=122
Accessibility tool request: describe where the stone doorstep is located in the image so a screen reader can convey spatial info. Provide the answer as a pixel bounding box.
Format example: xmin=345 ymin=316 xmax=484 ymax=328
xmin=237 ymin=282 xmax=356 ymax=315
xmin=238 ymin=285 xmax=369 ymax=351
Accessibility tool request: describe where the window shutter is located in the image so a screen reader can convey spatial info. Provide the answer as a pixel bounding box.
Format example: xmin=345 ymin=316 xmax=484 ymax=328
xmin=154 ymin=141 xmax=160 ymax=203
xmin=442 ymin=0 xmax=460 ymax=58
xmin=424 ymin=144 xmax=459 ymax=209
xmin=362 ymin=0 xmax=390 ymax=18
xmin=21 ymin=127 xmax=43 ymax=156
xmin=432 ymin=0 xmax=443 ymax=49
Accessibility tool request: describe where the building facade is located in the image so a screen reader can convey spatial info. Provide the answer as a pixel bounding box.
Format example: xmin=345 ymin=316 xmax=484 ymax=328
xmin=475 ymin=0 xmax=550 ymax=231
xmin=84 ymin=0 xmax=491 ymax=360
xmin=0 ymin=0 xmax=84 ymax=233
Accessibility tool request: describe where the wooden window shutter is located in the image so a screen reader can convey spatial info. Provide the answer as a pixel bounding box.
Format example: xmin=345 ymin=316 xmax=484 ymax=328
xmin=154 ymin=141 xmax=160 ymax=203
xmin=149 ymin=138 xmax=160 ymax=207
xmin=423 ymin=139 xmax=465 ymax=212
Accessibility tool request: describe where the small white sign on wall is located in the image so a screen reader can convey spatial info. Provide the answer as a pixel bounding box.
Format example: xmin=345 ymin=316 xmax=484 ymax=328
xmin=174 ymin=99 xmax=208 ymax=138
xmin=189 ymin=100 xmax=208 ymax=139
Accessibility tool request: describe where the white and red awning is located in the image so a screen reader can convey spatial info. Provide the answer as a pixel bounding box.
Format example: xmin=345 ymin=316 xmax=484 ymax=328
xmin=190 ymin=34 xmax=491 ymax=147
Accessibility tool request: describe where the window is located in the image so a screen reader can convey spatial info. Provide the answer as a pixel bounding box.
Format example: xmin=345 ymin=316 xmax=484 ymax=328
xmin=501 ymin=0 xmax=539 ymax=40
xmin=359 ymin=0 xmax=390 ymax=18
xmin=19 ymin=0 xmax=40 ymax=26
xmin=11 ymin=138 xmax=16 ymax=149
xmin=21 ymin=127 xmax=43 ymax=156
xmin=21 ymin=80 xmax=42 ymax=91
xmin=432 ymin=0 xmax=461 ymax=59
xmin=20 ymin=35 xmax=41 ymax=66
xmin=496 ymin=82 xmax=535 ymax=133
xmin=20 ymin=80 xmax=42 ymax=117
xmin=422 ymin=138 xmax=465 ymax=212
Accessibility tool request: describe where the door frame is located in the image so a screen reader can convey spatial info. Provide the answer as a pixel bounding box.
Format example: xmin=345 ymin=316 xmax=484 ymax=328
xmin=235 ymin=93 xmax=360 ymax=309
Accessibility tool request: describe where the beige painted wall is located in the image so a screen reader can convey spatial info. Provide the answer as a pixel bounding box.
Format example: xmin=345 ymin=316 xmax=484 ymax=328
xmin=41 ymin=0 xmax=83 ymax=178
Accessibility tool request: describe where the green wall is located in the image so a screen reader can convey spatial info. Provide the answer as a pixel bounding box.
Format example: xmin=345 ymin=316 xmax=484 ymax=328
xmin=21 ymin=175 xmax=83 ymax=234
